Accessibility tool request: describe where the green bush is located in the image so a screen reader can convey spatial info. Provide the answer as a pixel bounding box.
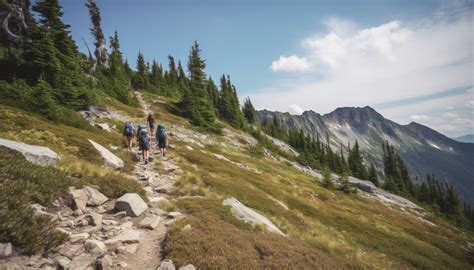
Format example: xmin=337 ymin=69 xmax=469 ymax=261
xmin=0 ymin=147 xmax=71 ymax=253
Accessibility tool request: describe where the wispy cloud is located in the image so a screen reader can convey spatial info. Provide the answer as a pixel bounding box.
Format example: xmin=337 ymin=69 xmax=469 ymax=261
xmin=252 ymin=4 xmax=473 ymax=136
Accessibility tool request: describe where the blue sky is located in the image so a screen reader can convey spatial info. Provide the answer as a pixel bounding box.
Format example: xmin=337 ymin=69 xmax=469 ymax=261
xmin=59 ymin=0 xmax=473 ymax=137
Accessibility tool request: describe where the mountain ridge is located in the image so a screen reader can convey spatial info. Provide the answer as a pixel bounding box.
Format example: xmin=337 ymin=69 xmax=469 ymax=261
xmin=257 ymin=106 xmax=474 ymax=205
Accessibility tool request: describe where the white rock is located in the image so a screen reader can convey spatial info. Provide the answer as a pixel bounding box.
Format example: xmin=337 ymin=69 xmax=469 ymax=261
xmin=223 ymin=197 xmax=285 ymax=236
xmin=118 ymin=243 xmax=138 ymax=254
xmin=179 ymin=264 xmax=196 ymax=270
xmin=105 ymin=229 xmax=140 ymax=244
xmin=154 ymin=183 xmax=174 ymax=194
xmin=167 ymin=212 xmax=182 ymax=219
xmin=158 ymin=259 xmax=176 ymax=270
xmin=185 ymin=145 xmax=193 ymax=151
xmin=182 ymin=224 xmax=192 ymax=231
xmin=0 ymin=138 xmax=60 ymax=166
xmin=68 ymin=254 xmax=96 ymax=270
xmin=69 ymin=188 xmax=88 ymax=211
xmin=115 ymin=193 xmax=148 ymax=217
xmin=88 ymin=139 xmax=124 ymax=169
xmin=83 ymin=186 xmax=108 ymax=206
xmin=95 ymin=123 xmax=111 ymax=132
xmin=139 ymin=216 xmax=161 ymax=230
xmin=85 ymin=212 xmax=103 ymax=226
xmin=84 ymin=239 xmax=107 ymax=254
xmin=56 ymin=256 xmax=71 ymax=270
xmin=69 ymin=232 xmax=89 ymax=244
xmin=0 ymin=242 xmax=12 ymax=257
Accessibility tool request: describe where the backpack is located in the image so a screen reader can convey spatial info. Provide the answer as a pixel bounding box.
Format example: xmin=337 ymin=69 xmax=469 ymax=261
xmin=137 ymin=124 xmax=146 ymax=137
xmin=124 ymin=123 xmax=133 ymax=136
xmin=139 ymin=133 xmax=149 ymax=148
xmin=157 ymin=124 xmax=167 ymax=140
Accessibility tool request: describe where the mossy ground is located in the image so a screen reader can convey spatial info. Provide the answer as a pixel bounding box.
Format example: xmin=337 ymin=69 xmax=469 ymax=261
xmin=0 ymin=94 xmax=472 ymax=268
xmin=139 ymin=93 xmax=474 ymax=269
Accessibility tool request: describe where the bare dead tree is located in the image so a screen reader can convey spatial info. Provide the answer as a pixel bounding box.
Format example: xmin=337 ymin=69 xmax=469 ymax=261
xmin=0 ymin=0 xmax=30 ymax=46
xmin=85 ymin=0 xmax=108 ymax=70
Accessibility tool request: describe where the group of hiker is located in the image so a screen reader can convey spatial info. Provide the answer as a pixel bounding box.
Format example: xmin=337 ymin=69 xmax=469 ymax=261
xmin=123 ymin=112 xmax=168 ymax=164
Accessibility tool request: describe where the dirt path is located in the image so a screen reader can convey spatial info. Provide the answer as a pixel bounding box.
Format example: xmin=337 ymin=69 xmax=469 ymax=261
xmin=117 ymin=92 xmax=182 ymax=269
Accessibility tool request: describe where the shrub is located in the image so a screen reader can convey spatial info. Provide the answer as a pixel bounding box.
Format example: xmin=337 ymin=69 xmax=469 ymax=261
xmin=322 ymin=168 xmax=335 ymax=189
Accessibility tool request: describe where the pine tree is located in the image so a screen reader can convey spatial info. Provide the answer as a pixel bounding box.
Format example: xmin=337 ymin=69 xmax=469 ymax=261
xmin=132 ymin=51 xmax=149 ymax=90
xmin=179 ymin=41 xmax=217 ymax=130
xmin=322 ymin=168 xmax=335 ymax=189
xmin=206 ymin=76 xmax=219 ymax=111
xmin=242 ymin=97 xmax=257 ymax=124
xmin=368 ymin=163 xmax=380 ymax=187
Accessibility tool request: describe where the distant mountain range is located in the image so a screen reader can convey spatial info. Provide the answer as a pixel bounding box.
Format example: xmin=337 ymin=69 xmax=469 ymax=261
xmin=453 ymin=134 xmax=474 ymax=143
xmin=257 ymin=107 xmax=474 ymax=205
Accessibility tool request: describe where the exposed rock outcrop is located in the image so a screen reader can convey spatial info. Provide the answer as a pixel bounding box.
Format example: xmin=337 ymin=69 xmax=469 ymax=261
xmin=115 ymin=193 xmax=148 ymax=217
xmin=88 ymin=139 xmax=124 ymax=169
xmin=0 ymin=138 xmax=59 ymax=166
xmin=223 ymin=197 xmax=285 ymax=236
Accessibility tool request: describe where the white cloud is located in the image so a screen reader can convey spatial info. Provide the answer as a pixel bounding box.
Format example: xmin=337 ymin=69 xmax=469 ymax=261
xmin=270 ymin=55 xmax=310 ymax=72
xmin=252 ymin=7 xmax=473 ymax=136
xmin=288 ymin=104 xmax=304 ymax=115
xmin=409 ymin=114 xmax=432 ymax=121
xmin=465 ymin=100 xmax=474 ymax=108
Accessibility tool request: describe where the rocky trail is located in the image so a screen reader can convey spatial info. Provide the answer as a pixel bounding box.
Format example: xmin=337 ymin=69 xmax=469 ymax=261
xmin=0 ymin=93 xmax=192 ymax=270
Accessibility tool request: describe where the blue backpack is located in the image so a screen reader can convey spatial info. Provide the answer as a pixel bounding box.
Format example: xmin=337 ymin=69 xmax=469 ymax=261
xmin=139 ymin=133 xmax=149 ymax=148
xmin=157 ymin=125 xmax=167 ymax=141
xmin=124 ymin=123 xmax=133 ymax=136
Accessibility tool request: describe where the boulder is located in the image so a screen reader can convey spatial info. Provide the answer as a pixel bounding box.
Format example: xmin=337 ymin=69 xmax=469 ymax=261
xmin=115 ymin=193 xmax=148 ymax=217
xmin=157 ymin=259 xmax=176 ymax=270
xmin=88 ymin=139 xmax=124 ymax=169
xmin=84 ymin=240 xmax=107 ymax=254
xmin=83 ymin=186 xmax=108 ymax=206
xmin=68 ymin=254 xmax=96 ymax=270
xmin=105 ymin=229 xmax=140 ymax=245
xmin=0 ymin=138 xmax=59 ymax=166
xmin=70 ymin=188 xmax=88 ymax=211
xmin=0 ymin=242 xmax=12 ymax=257
xmin=167 ymin=212 xmax=182 ymax=219
xmin=69 ymin=186 xmax=107 ymax=211
xmin=179 ymin=265 xmax=196 ymax=270
xmin=139 ymin=216 xmax=161 ymax=230
xmin=223 ymin=197 xmax=285 ymax=236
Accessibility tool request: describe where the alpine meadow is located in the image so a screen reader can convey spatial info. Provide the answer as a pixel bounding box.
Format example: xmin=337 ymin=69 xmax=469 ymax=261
xmin=0 ymin=0 xmax=473 ymax=269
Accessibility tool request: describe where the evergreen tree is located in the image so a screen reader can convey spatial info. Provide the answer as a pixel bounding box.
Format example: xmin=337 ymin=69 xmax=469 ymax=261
xmin=322 ymin=168 xmax=335 ymax=189
xmin=132 ymin=51 xmax=149 ymax=90
xmin=368 ymin=163 xmax=380 ymax=187
xmin=242 ymin=97 xmax=257 ymax=124
xmin=179 ymin=41 xmax=217 ymax=130
xmin=206 ymin=76 xmax=219 ymax=111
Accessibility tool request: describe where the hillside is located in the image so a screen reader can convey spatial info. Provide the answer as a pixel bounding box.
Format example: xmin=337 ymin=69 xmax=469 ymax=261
xmin=257 ymin=107 xmax=474 ymax=205
xmin=454 ymin=134 xmax=474 ymax=143
xmin=1 ymin=93 xmax=473 ymax=269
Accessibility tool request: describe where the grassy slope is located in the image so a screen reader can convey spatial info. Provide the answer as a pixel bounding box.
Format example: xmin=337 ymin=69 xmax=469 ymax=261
xmin=139 ymin=94 xmax=473 ymax=269
xmin=0 ymin=93 xmax=472 ymax=267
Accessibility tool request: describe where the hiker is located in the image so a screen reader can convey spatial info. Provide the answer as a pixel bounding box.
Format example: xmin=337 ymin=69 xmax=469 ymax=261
xmin=147 ymin=112 xmax=156 ymax=135
xmin=136 ymin=123 xmax=147 ymax=138
xmin=138 ymin=128 xmax=151 ymax=164
xmin=156 ymin=124 xmax=168 ymax=157
xmin=123 ymin=121 xmax=135 ymax=150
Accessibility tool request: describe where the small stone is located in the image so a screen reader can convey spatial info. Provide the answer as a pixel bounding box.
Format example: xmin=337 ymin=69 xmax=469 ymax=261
xmin=73 ymin=208 xmax=84 ymax=217
xmin=119 ymin=221 xmax=133 ymax=230
xmin=102 ymin=219 xmax=119 ymax=226
xmin=158 ymin=259 xmax=176 ymax=270
xmin=85 ymin=212 xmax=103 ymax=226
xmin=117 ymin=243 xmax=138 ymax=254
xmin=113 ymin=211 xmax=127 ymax=218
xmin=154 ymin=183 xmax=174 ymax=194
xmin=185 ymin=145 xmax=193 ymax=151
xmin=182 ymin=224 xmax=192 ymax=231
xmin=139 ymin=216 xmax=161 ymax=230
xmin=68 ymin=254 xmax=96 ymax=270
xmin=85 ymin=239 xmax=107 ymax=254
xmin=69 ymin=232 xmax=89 ymax=244
xmin=179 ymin=264 xmax=196 ymax=270
xmin=95 ymin=254 xmax=113 ymax=269
xmin=117 ymin=261 xmax=128 ymax=268
xmin=56 ymin=256 xmax=71 ymax=270
xmin=0 ymin=242 xmax=12 ymax=257
xmin=69 ymin=188 xmax=88 ymax=211
xmin=105 ymin=229 xmax=141 ymax=245
xmin=167 ymin=212 xmax=182 ymax=219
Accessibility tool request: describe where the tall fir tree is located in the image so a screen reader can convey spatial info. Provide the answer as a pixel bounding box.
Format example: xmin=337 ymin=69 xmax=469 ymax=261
xmin=242 ymin=97 xmax=257 ymax=124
